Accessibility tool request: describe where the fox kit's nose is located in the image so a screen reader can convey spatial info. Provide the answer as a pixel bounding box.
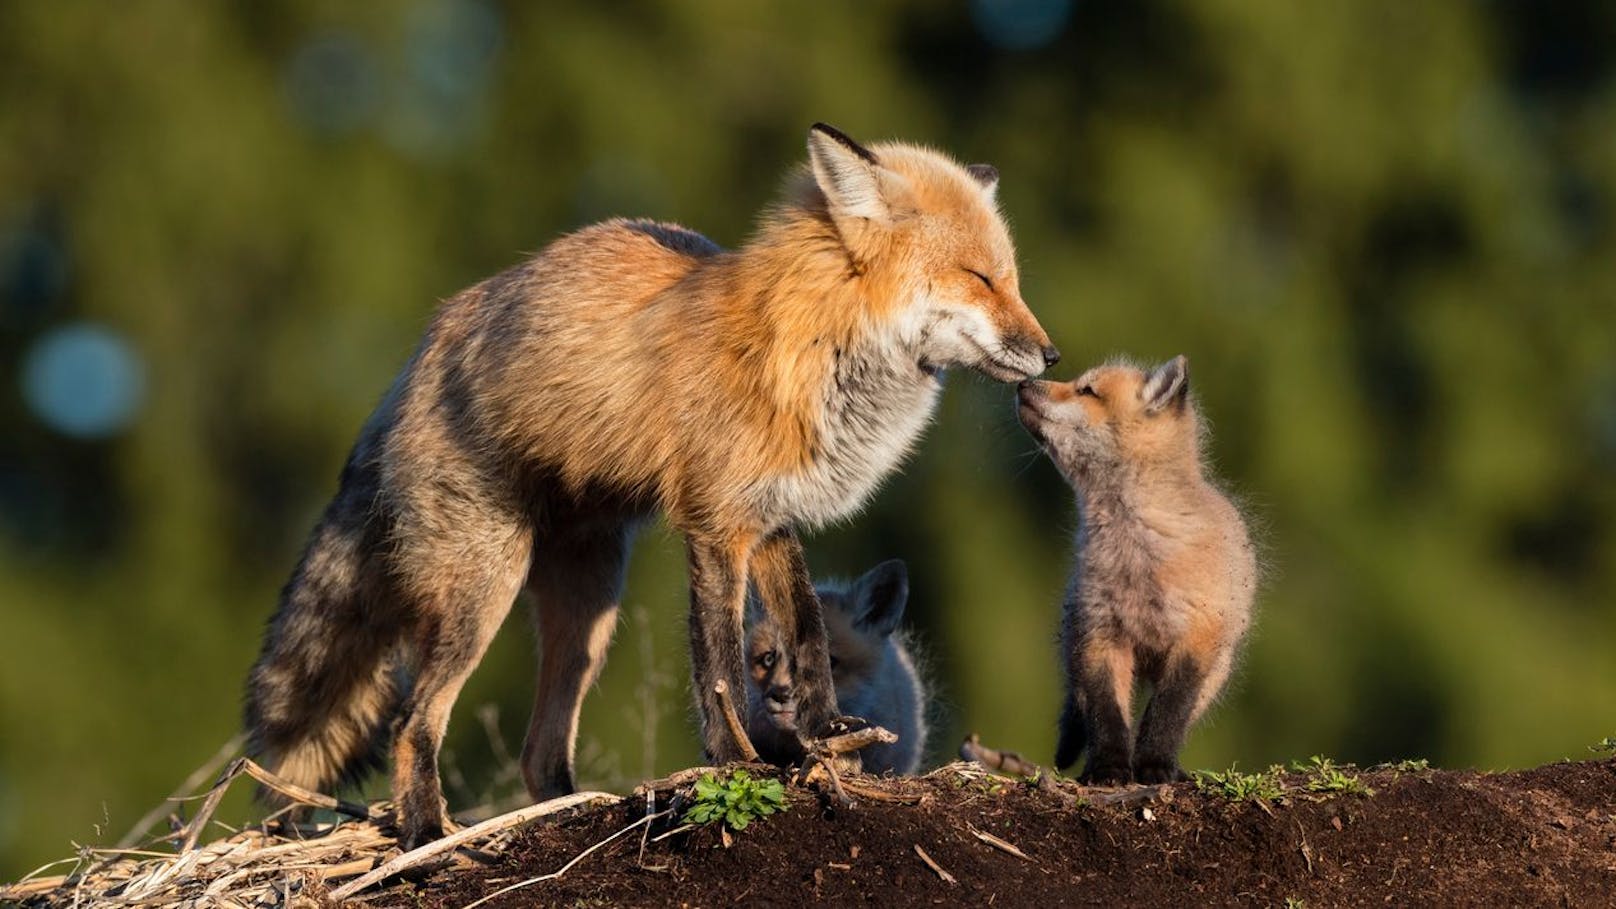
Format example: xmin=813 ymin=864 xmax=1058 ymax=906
xmin=1041 ymin=346 xmax=1062 ymax=368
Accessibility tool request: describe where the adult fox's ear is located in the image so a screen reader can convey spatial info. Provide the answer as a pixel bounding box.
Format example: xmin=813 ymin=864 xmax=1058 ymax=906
xmin=1142 ymin=355 xmax=1190 ymax=413
xmin=808 ymin=123 xmax=909 ymax=235
xmin=966 ymin=163 xmax=999 ymax=200
xmin=849 ymin=559 xmax=909 ymax=637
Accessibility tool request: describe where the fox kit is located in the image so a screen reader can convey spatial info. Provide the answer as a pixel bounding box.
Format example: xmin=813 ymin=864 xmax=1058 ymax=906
xmin=245 ymin=123 xmax=1055 ymax=846
xmin=1017 ymin=356 xmax=1255 ymax=785
xmin=746 ymin=560 xmax=927 ymax=775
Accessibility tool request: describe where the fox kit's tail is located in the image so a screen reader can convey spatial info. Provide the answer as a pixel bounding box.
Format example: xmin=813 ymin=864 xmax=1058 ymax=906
xmin=243 ymin=481 xmax=405 ymax=800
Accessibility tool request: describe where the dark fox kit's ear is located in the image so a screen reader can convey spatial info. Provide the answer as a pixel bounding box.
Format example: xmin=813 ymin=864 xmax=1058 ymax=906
xmin=849 ymin=559 xmax=909 ymax=637
xmin=1141 ymin=355 xmax=1189 ymax=413
xmin=807 ymin=123 xmax=906 ymax=229
xmin=965 ymin=163 xmax=999 ymax=199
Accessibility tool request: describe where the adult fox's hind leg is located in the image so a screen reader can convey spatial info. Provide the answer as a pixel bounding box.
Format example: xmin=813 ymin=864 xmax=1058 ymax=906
xmin=520 ymin=524 xmax=633 ymax=801
xmin=389 ymin=517 xmax=534 ymax=850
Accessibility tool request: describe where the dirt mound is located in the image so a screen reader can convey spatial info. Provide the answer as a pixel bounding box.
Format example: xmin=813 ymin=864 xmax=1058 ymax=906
xmin=379 ymin=758 xmax=1616 ymax=908
xmin=6 ymin=757 xmax=1612 ymax=907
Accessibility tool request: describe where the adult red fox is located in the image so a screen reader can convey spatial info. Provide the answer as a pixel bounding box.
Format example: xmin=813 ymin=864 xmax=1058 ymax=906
xmin=245 ymin=124 xmax=1056 ymax=846
xmin=745 ymin=560 xmax=928 ymax=775
xmin=1017 ymin=356 xmax=1255 ymax=784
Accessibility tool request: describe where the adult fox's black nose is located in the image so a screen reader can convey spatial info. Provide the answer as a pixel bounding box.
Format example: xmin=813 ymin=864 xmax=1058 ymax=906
xmin=1042 ymin=346 xmax=1062 ymax=368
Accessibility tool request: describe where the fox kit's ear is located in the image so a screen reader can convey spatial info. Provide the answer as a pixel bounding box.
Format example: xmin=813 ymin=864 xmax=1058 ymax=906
xmin=849 ymin=559 xmax=909 ymax=637
xmin=808 ymin=123 xmax=907 ymax=233
xmin=1141 ymin=355 xmax=1190 ymax=413
xmin=966 ymin=163 xmax=1000 ymax=200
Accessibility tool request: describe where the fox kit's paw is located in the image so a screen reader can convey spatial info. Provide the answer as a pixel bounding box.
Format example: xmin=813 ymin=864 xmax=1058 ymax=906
xmin=1134 ymin=758 xmax=1189 ymax=785
xmin=1079 ymin=760 xmax=1133 ymax=787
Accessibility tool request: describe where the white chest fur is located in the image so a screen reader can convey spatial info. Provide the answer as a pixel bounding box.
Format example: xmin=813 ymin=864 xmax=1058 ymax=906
xmin=755 ymin=338 xmax=941 ymax=529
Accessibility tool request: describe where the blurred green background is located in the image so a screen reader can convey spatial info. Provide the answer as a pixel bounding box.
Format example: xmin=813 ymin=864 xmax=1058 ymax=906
xmin=3 ymin=0 xmax=1614 ymax=879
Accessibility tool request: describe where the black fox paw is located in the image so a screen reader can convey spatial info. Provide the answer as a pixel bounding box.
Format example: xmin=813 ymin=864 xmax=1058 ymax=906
xmin=1134 ymin=760 xmax=1189 ymax=785
xmin=1079 ymin=761 xmax=1133 ymax=787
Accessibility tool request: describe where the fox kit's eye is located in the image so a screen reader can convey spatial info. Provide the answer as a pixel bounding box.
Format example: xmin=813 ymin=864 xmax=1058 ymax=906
xmin=758 ymin=650 xmax=777 ymax=670
xmin=1076 ymin=383 xmax=1100 ymax=399
xmin=964 ymin=268 xmax=994 ymax=291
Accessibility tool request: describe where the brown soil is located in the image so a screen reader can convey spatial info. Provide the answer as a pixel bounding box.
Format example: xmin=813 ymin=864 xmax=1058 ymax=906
xmin=369 ymin=757 xmax=1616 ymax=909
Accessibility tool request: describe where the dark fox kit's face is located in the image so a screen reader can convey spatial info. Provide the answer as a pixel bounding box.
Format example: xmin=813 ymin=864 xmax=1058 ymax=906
xmin=747 ymin=561 xmax=908 ymax=736
xmin=1016 ymin=355 xmax=1194 ymax=483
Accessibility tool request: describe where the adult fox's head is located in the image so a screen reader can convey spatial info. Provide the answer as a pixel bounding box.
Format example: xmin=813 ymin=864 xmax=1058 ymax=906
xmin=802 ymin=123 xmax=1058 ymax=383
xmin=1016 ymin=355 xmax=1200 ymax=485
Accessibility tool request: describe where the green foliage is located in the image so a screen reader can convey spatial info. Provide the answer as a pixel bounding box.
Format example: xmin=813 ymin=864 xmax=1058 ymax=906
xmin=1589 ymin=738 xmax=1616 ymax=755
xmin=1284 ymin=899 xmax=1308 ymax=909
xmin=681 ymin=771 xmax=788 ymax=832
xmin=1376 ymin=758 xmax=1432 ymax=774
xmin=1291 ymin=756 xmax=1373 ymax=796
xmin=1193 ymin=764 xmax=1287 ymax=803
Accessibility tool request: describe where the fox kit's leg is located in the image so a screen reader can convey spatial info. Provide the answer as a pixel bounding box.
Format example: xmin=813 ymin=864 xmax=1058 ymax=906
xmin=520 ymin=525 xmax=633 ymax=801
xmin=686 ymin=533 xmax=758 ymax=764
xmin=389 ymin=520 xmax=534 ymax=849
xmin=1071 ymin=633 xmax=1135 ymax=785
xmin=749 ymin=531 xmax=844 ymax=755
xmin=1133 ymin=652 xmax=1211 ymax=784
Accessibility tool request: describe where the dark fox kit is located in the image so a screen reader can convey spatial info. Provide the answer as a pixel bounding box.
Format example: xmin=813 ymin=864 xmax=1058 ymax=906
xmin=1018 ymin=356 xmax=1256 ymax=784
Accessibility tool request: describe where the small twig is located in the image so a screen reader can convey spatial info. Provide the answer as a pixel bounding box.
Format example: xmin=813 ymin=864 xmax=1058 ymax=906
xmin=813 ymin=725 xmax=898 ymax=757
xmin=838 ymin=779 xmax=923 ymax=804
xmin=632 ymin=763 xmax=774 ymax=796
xmin=459 ymin=811 xmax=667 ymax=909
xmin=239 ymin=758 xmax=377 ymax=820
xmin=798 ymin=753 xmax=853 ymax=807
xmin=713 ymin=680 xmax=761 ymax=763
xmin=1083 ymin=784 xmax=1175 ymax=808
xmin=328 ymin=790 xmax=620 ymax=900
xmin=651 ymin=823 xmax=698 ymax=843
xmin=913 ymin=844 xmax=957 ymax=884
xmin=968 ymin=823 xmax=1032 ymax=861
xmin=960 ymin=734 xmax=1082 ymax=807
xmin=179 ymin=759 xmax=250 ymax=853
xmin=959 ymin=734 xmax=1041 ymax=778
xmin=119 ymin=735 xmax=245 ymax=849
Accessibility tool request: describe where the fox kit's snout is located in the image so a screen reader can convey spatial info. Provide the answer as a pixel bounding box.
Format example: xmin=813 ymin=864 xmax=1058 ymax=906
xmin=1020 ymin=356 xmax=1256 ymax=785
xmin=746 ymin=560 xmax=928 ymax=775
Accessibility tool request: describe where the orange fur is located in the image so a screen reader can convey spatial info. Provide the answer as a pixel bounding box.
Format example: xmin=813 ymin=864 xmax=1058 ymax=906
xmin=1019 ymin=356 xmax=1256 ymax=785
xmin=245 ymin=125 xmax=1052 ymax=846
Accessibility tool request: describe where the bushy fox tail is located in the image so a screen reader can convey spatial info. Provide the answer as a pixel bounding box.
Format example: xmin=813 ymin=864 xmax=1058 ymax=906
xmin=244 ymin=506 xmax=405 ymax=802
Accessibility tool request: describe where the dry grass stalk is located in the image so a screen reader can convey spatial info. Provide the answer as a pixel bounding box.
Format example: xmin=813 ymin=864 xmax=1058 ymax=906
xmin=0 ymin=753 xmax=619 ymax=908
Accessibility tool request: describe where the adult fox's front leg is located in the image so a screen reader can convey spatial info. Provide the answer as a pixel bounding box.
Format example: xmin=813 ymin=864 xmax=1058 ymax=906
xmin=686 ymin=534 xmax=758 ymax=763
xmin=749 ymin=530 xmax=848 ymax=763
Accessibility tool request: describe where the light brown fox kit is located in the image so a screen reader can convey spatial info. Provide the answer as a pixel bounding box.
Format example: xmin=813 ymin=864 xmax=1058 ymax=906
xmin=245 ymin=124 xmax=1055 ymax=846
xmin=1017 ymin=356 xmax=1255 ymax=785
xmin=746 ymin=560 xmax=927 ymax=775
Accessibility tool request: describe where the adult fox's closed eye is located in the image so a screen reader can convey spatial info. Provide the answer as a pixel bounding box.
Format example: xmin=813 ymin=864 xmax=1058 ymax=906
xmin=244 ymin=123 xmax=1055 ymax=847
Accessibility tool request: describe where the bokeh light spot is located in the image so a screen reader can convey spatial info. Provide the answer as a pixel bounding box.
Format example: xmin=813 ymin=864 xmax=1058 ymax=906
xmin=971 ymin=0 xmax=1074 ymax=51
xmin=21 ymin=324 xmax=146 ymax=439
xmin=283 ymin=30 xmax=381 ymax=136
